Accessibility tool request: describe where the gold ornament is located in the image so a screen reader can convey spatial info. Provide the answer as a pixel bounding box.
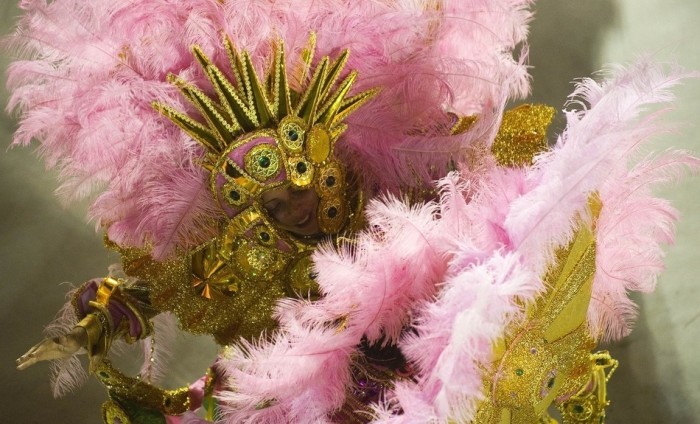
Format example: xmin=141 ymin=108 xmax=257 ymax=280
xmin=475 ymin=195 xmax=615 ymax=423
xmin=152 ymin=34 xmax=377 ymax=300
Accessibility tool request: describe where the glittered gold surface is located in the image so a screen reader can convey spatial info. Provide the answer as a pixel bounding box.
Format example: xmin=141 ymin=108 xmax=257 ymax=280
xmin=113 ymin=239 xmax=283 ymax=345
xmin=94 ymin=360 xmax=191 ymax=417
xmin=475 ymin=199 xmax=604 ymax=423
xmin=556 ymin=351 xmax=618 ymax=424
xmin=491 ymin=104 xmax=555 ymax=167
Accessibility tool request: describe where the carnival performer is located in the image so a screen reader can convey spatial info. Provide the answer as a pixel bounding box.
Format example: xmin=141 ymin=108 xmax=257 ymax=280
xmin=7 ymin=0 xmax=696 ymax=423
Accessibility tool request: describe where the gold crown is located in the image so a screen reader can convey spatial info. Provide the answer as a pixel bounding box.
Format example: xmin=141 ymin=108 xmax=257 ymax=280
xmin=153 ymin=33 xmax=377 ymax=235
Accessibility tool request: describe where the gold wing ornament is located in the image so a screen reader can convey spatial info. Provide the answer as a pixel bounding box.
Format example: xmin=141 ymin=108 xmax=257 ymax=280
xmin=475 ymin=195 xmax=618 ymax=424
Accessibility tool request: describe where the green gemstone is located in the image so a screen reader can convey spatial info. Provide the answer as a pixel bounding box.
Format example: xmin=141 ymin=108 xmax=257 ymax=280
xmin=229 ymin=190 xmax=241 ymax=201
xmin=287 ymin=129 xmax=299 ymax=141
xmin=515 ymin=368 xmax=524 ymax=376
xmin=258 ymin=156 xmax=271 ymax=168
xmin=260 ymin=232 xmax=270 ymax=242
xmin=573 ymin=404 xmax=584 ymax=414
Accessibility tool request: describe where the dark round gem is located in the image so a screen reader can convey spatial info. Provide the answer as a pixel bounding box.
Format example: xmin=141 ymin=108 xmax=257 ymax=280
xmin=325 ymin=175 xmax=336 ymax=187
xmin=229 ymin=190 xmax=241 ymax=201
xmin=308 ymin=271 xmax=318 ymax=280
xmin=226 ymin=163 xmax=241 ymax=178
xmin=573 ymin=404 xmax=584 ymax=414
xmin=296 ymin=162 xmax=307 ymax=174
xmin=515 ymin=368 xmax=524 ymax=376
xmin=258 ymin=156 xmax=271 ymax=168
xmin=327 ymin=206 xmax=338 ymax=218
xmin=164 ymin=397 xmax=172 ymax=407
xmin=98 ymin=371 xmax=110 ymax=380
xmin=287 ymin=129 xmax=299 ymax=141
xmin=547 ymin=377 xmax=555 ymax=388
xmin=260 ymin=232 xmax=270 ymax=242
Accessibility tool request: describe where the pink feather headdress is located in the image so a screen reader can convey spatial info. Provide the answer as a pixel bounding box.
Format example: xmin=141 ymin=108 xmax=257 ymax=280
xmin=6 ymin=0 xmax=533 ymax=258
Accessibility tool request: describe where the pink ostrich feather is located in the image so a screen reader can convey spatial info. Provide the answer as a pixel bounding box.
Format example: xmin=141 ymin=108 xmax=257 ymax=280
xmin=217 ymin=193 xmax=458 ymax=422
xmin=370 ymin=60 xmax=698 ymax=422
xmin=7 ymin=0 xmax=533 ymax=258
xmin=591 ymin=149 xmax=699 ymax=341
xmin=505 ymin=59 xmax=697 ymax=276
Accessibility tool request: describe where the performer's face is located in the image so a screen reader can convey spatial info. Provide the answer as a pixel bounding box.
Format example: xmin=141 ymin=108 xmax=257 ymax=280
xmin=261 ymin=186 xmax=321 ymax=236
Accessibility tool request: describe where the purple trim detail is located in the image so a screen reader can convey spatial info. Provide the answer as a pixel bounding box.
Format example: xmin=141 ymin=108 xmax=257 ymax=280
xmin=77 ymin=280 xmax=100 ymax=317
xmin=77 ymin=279 xmax=144 ymax=338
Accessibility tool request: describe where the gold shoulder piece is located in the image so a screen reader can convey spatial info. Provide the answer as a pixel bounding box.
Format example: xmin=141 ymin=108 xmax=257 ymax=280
xmin=491 ymin=104 xmax=555 ymax=167
xmin=476 ymin=195 xmax=609 ymax=423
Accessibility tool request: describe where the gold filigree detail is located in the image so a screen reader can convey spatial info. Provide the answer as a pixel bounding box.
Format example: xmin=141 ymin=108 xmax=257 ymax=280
xmin=244 ymin=143 xmax=282 ymax=182
xmin=288 ymin=156 xmax=314 ymax=187
xmin=317 ymin=163 xmax=344 ymax=198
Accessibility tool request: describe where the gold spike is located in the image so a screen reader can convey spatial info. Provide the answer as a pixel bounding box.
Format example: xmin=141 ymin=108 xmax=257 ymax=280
xmin=152 ymin=102 xmax=220 ymax=153
xmin=328 ymin=122 xmax=348 ymax=142
xmin=241 ymin=52 xmax=274 ymax=127
xmin=331 ymin=87 xmax=380 ymax=128
xmin=206 ymin=66 xmax=251 ymax=132
xmin=319 ymin=49 xmax=350 ymax=104
xmin=269 ymin=41 xmax=291 ymax=119
xmin=191 ymin=45 xmax=240 ymax=132
xmin=177 ymin=81 xmax=234 ymax=148
xmin=318 ymin=70 xmax=357 ymax=126
xmin=290 ymin=32 xmax=317 ymax=104
xmin=223 ymin=35 xmax=245 ymax=99
xmin=235 ymin=47 xmax=256 ymax=108
xmin=191 ymin=46 xmax=214 ymax=75
xmin=298 ymin=32 xmax=317 ymax=86
xmin=295 ymin=56 xmax=329 ymax=125
xmin=206 ymin=66 xmax=258 ymax=131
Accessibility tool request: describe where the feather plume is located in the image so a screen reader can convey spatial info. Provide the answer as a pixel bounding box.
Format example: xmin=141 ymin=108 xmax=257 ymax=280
xmin=373 ymin=251 xmax=541 ymax=423
xmin=505 ymin=59 xmax=696 ymax=276
xmin=591 ymin=149 xmax=699 ymax=341
xmin=217 ymin=190 xmax=458 ymax=422
xmin=6 ymin=0 xmax=533 ymax=257
xmin=43 ymin=285 xmax=89 ymax=398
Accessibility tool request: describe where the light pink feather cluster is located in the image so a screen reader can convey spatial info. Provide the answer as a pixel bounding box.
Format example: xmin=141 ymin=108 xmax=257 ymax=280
xmin=216 ymin=61 xmax=696 ymax=423
xmin=216 ymin=196 xmax=454 ymax=423
xmin=374 ymin=60 xmax=698 ymax=422
xmin=6 ymin=0 xmax=532 ymax=259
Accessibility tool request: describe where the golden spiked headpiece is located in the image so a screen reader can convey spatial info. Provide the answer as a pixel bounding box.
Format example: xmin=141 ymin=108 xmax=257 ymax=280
xmin=153 ymin=34 xmax=378 ymax=236
xmin=152 ymin=34 xmax=377 ymax=300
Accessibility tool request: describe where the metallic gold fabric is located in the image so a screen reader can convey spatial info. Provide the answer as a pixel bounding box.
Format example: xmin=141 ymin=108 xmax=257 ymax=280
xmin=475 ymin=198 xmax=609 ymax=423
xmin=491 ymin=104 xmax=555 ymax=167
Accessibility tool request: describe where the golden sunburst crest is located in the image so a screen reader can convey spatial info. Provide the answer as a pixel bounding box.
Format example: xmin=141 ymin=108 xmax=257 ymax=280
xmin=152 ymin=33 xmax=379 ymax=166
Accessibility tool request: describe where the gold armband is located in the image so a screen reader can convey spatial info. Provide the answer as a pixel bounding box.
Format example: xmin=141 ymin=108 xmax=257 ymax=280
xmin=76 ymin=313 xmax=109 ymax=364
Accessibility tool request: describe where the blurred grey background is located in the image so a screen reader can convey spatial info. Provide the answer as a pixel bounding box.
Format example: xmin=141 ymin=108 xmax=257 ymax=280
xmin=1 ymin=1 xmax=698 ymax=422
